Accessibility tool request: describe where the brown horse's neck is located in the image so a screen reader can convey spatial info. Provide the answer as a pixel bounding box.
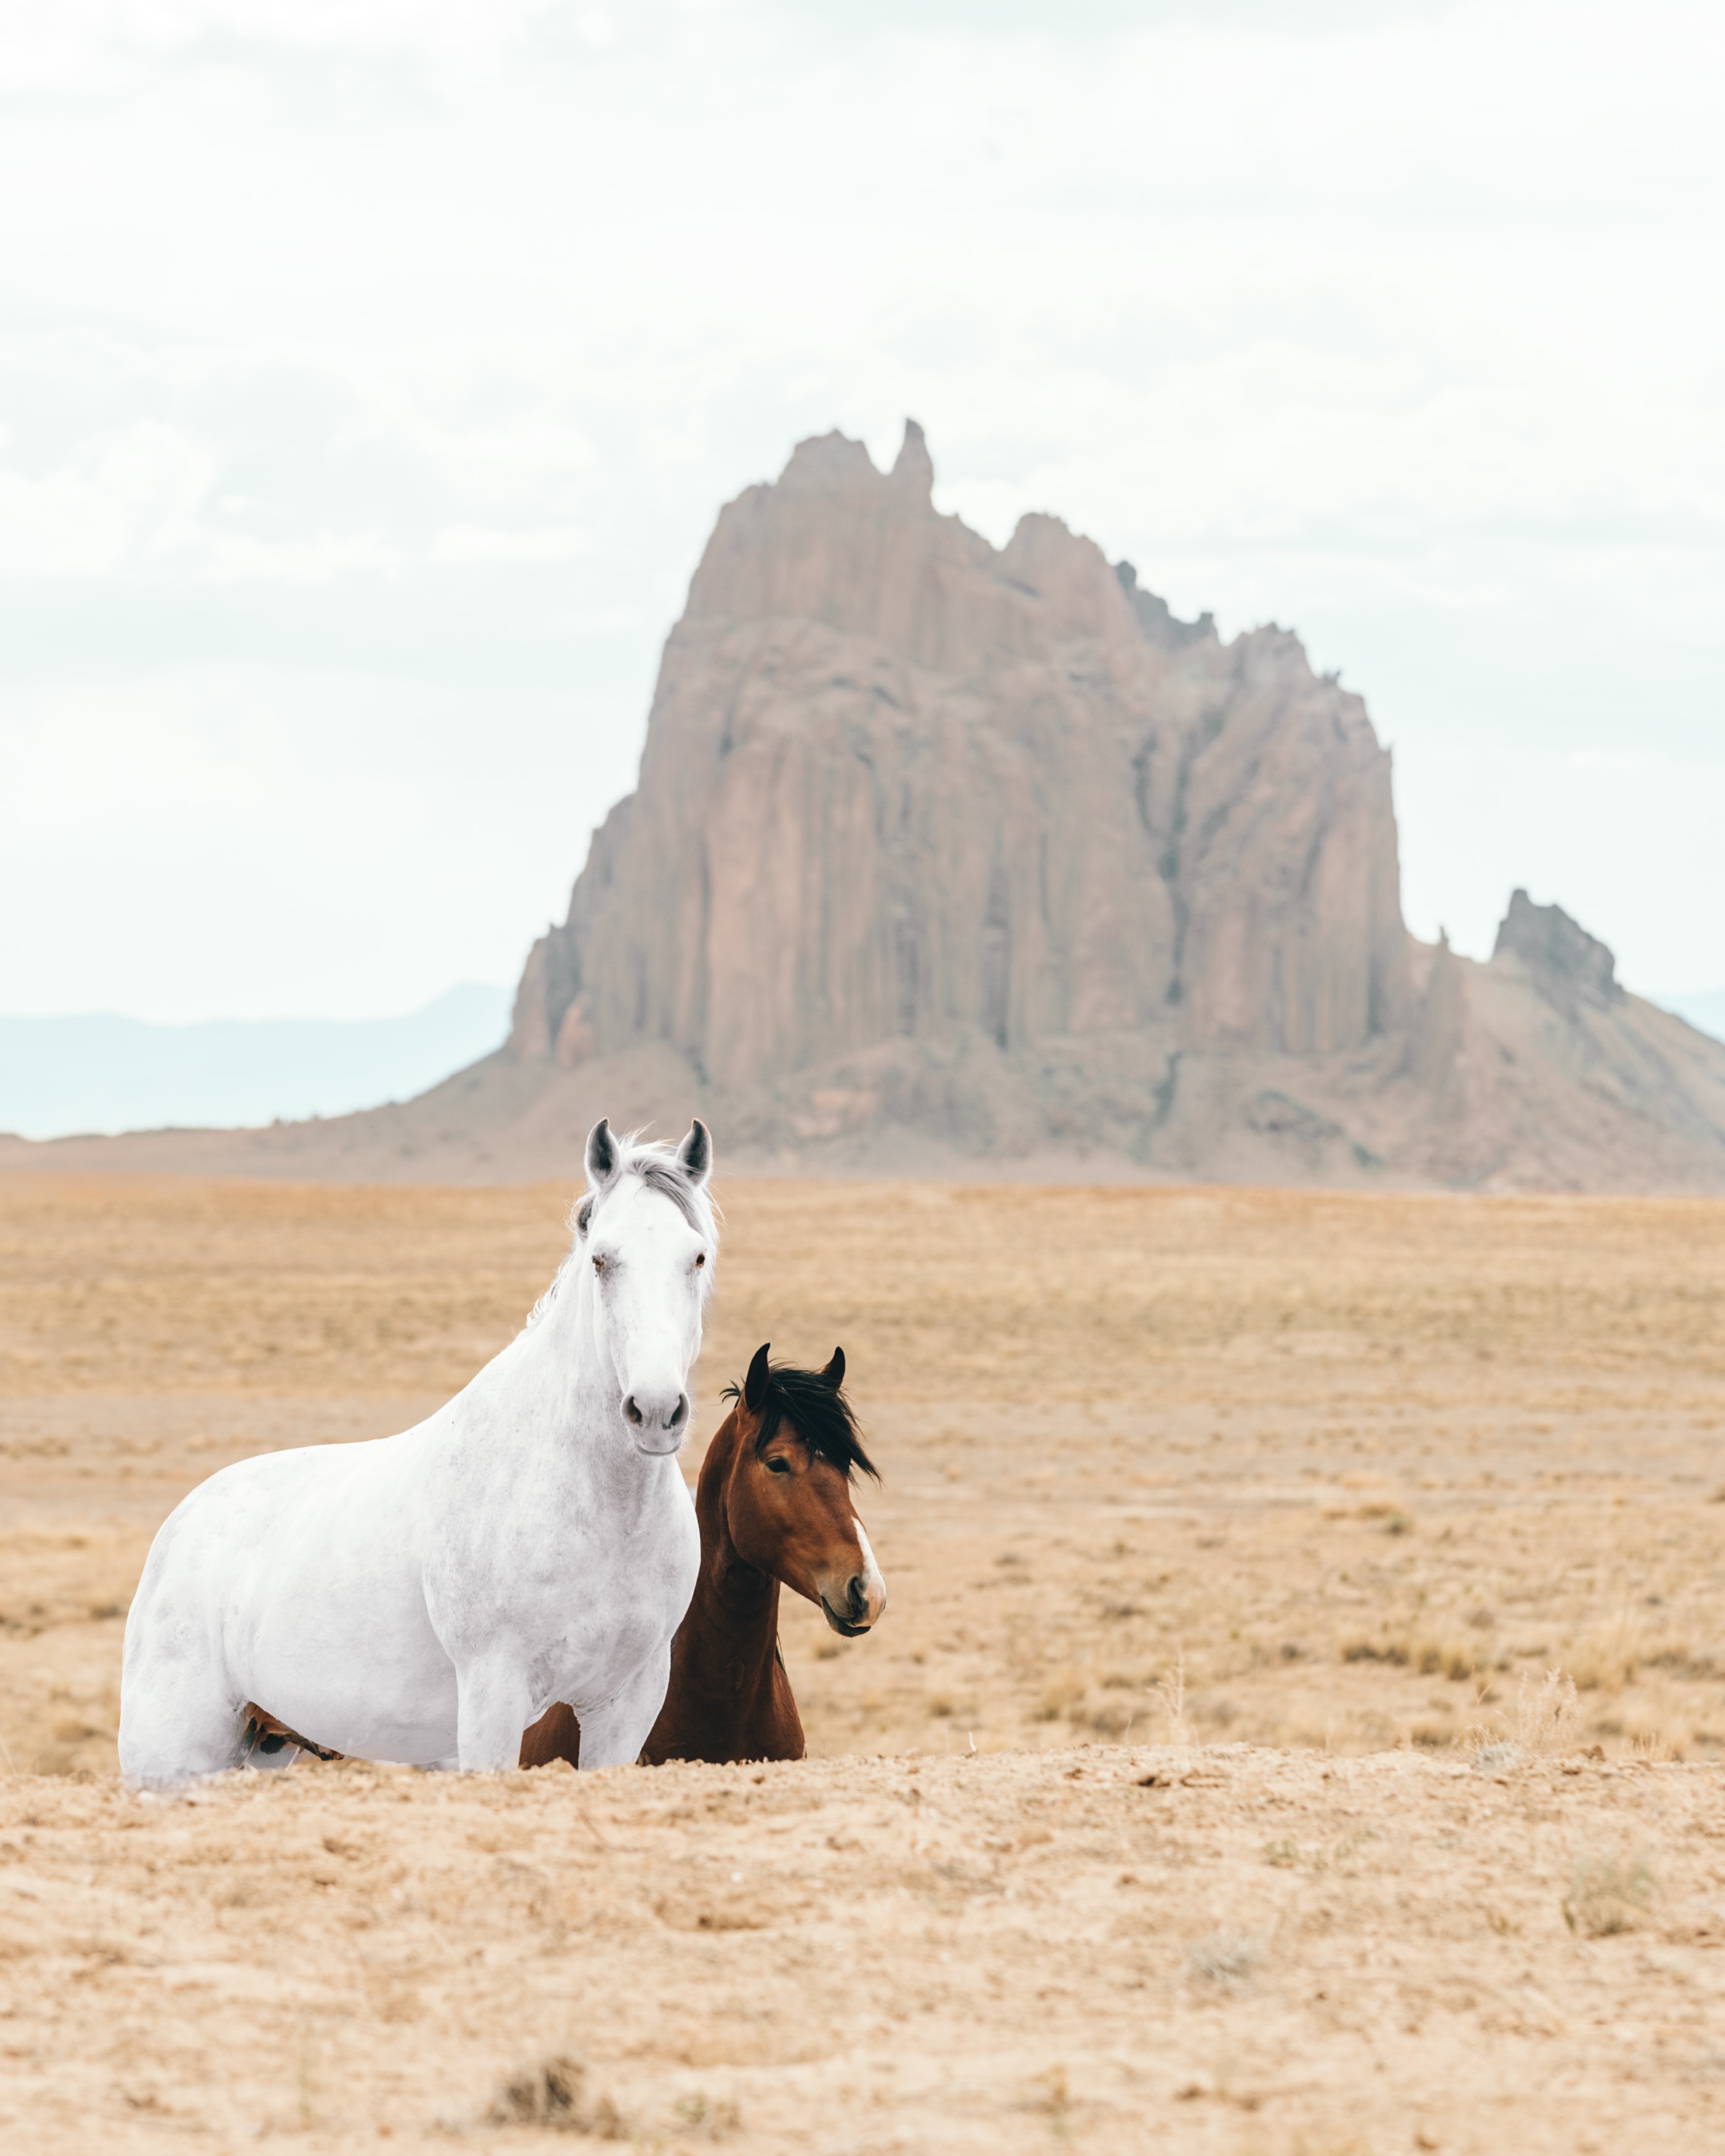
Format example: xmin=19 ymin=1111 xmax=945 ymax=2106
xmin=637 ymin=1406 xmax=803 ymax=1766
xmin=690 ymin=1411 xmax=782 ymax=1647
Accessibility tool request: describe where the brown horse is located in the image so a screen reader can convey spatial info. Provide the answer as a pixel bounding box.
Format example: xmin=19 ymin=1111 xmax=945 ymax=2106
xmin=519 ymin=1344 xmax=884 ymax=1768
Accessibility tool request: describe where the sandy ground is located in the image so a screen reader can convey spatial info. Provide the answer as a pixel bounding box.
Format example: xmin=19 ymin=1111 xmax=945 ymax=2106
xmin=5 ymin=1745 xmax=1724 ymax=2154
xmin=2 ymin=1173 xmax=1725 ymax=2149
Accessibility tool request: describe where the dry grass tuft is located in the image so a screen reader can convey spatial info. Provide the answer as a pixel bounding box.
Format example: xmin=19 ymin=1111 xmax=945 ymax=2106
xmin=1345 ymin=1634 xmax=1475 ymax=1682
xmin=1466 ymin=1669 xmax=1584 ymax=1769
xmin=1156 ymin=1650 xmax=1196 ymax=1752
xmin=490 ymin=2057 xmax=625 ymax=2137
xmin=1342 ymin=1637 xmax=1411 ymax=1666
xmin=1033 ymin=1674 xmax=1086 ymax=1724
xmin=672 ymin=2092 xmax=741 ymax=2139
xmin=1187 ymin=1927 xmax=1265 ymax=1991
xmin=1515 ymin=1669 xmax=1582 ymax=1757
xmin=1562 ymin=1854 xmax=1656 ymax=1939
xmin=1567 ymin=1609 xmax=1644 ymax=1695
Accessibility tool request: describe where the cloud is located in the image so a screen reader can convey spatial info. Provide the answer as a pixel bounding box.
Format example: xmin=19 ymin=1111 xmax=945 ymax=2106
xmin=0 ymin=422 xmax=211 ymax=574
xmin=1 ymin=0 xmax=1722 ymax=1017
xmin=430 ymin=524 xmax=584 ymax=563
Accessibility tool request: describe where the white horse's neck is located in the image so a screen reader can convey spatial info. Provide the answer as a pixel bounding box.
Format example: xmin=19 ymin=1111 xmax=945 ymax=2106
xmin=465 ymin=1255 xmax=610 ymax=1448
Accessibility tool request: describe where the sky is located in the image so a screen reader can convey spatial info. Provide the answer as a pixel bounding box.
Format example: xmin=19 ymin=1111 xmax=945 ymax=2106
xmin=1 ymin=0 xmax=1721 ymax=1023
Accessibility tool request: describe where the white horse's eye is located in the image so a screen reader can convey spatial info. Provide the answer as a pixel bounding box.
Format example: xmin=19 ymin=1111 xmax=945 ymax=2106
xmin=592 ymin=1254 xmax=606 ymax=1274
xmin=694 ymin=1252 xmax=706 ymax=1268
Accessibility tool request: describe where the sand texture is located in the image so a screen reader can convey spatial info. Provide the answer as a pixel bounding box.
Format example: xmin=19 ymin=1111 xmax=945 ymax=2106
xmin=2 ymin=1173 xmax=1724 ymax=2148
xmin=5 ymin=1746 xmax=1724 ymax=2153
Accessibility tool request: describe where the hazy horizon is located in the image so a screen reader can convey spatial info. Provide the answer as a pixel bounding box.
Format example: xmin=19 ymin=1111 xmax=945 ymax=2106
xmin=0 ymin=983 xmax=513 ymax=1139
xmin=2 ymin=0 xmax=1721 ymax=1025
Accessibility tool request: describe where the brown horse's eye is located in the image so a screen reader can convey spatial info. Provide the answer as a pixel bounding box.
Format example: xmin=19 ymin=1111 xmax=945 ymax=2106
xmin=765 ymin=1456 xmax=790 ymax=1476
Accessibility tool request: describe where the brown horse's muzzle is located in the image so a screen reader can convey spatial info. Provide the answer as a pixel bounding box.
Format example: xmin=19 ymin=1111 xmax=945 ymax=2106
xmin=816 ymin=1529 xmax=887 ymax=1635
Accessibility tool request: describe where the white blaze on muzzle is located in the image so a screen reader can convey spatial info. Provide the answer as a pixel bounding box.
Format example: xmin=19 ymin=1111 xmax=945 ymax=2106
xmin=817 ymin=1518 xmax=888 ymax=1634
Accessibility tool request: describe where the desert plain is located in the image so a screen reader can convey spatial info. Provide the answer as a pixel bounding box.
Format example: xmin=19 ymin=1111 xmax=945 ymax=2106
xmin=2 ymin=1170 xmax=1724 ymax=2152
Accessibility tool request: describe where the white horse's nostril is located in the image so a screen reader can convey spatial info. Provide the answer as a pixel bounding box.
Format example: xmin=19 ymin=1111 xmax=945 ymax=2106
xmin=623 ymin=1396 xmax=645 ymax=1427
xmin=669 ymin=1394 xmax=689 ymax=1431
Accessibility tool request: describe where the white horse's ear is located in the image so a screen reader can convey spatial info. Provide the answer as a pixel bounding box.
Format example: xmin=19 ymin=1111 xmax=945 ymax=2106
xmin=744 ymin=1342 xmax=771 ymax=1414
xmin=677 ymin=1118 xmax=712 ymax=1188
xmin=573 ymin=1194 xmax=595 ymax=1237
xmin=585 ymin=1117 xmax=620 ymax=1190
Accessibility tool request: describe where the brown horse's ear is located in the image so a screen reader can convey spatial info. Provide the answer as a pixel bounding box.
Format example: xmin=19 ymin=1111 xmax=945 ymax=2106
xmin=821 ymin=1345 xmax=845 ymax=1390
xmin=744 ymin=1343 xmax=771 ymax=1415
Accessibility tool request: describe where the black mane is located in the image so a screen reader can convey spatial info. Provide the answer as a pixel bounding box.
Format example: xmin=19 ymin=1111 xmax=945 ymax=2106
xmin=721 ymin=1358 xmax=878 ymax=1482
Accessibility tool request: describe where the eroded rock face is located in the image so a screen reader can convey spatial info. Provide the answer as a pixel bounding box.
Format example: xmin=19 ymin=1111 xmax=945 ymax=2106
xmin=511 ymin=421 xmax=1411 ymax=1092
xmin=1492 ymin=887 xmax=1623 ymax=1017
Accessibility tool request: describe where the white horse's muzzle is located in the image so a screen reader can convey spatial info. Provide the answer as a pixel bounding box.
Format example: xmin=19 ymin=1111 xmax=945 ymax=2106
xmin=621 ymin=1386 xmax=691 ymax=1455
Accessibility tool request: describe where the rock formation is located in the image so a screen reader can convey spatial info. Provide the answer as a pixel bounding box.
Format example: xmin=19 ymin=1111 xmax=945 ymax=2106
xmin=10 ymin=423 xmax=1725 ymax=1191
xmin=490 ymin=422 xmax=1725 ymax=1191
xmin=510 ymin=421 xmax=1410 ymax=1125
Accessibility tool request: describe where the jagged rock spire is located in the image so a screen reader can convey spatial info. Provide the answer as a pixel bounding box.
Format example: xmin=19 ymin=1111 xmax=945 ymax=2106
xmin=890 ymin=416 xmax=933 ymax=501
xmin=1493 ymin=888 xmax=1622 ymax=1017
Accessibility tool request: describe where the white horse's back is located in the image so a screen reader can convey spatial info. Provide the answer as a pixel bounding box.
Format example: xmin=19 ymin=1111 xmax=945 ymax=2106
xmin=122 ymin=1425 xmax=454 ymax=1775
xmin=118 ymin=1119 xmax=716 ymax=1786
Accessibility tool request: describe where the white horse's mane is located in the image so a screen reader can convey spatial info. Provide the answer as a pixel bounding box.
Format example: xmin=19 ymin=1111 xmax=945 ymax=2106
xmin=524 ymin=1131 xmax=718 ymax=1333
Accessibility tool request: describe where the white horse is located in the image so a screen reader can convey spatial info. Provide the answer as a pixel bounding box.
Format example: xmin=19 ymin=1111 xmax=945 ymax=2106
xmin=118 ymin=1118 xmax=713 ymax=1786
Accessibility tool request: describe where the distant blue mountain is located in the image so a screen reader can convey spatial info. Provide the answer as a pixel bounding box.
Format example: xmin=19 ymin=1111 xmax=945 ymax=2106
xmin=0 ymin=985 xmax=511 ymax=1141
xmin=1663 ymin=991 xmax=1725 ymax=1046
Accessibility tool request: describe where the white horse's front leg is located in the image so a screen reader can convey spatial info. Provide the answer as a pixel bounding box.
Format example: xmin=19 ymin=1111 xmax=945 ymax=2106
xmin=455 ymin=1652 xmax=536 ymax=1772
xmin=577 ymin=1643 xmax=672 ymax=1770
